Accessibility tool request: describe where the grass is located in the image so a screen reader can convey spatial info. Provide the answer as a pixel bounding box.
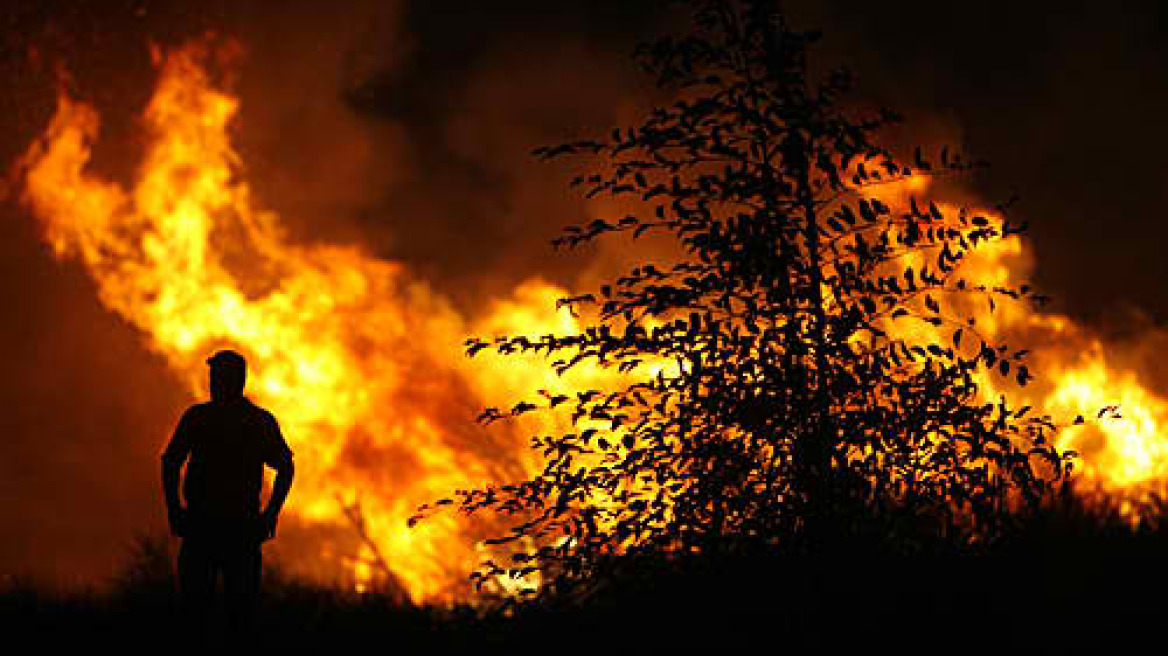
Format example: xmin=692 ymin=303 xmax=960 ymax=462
xmin=4 ymin=497 xmax=1168 ymax=652
xmin=0 ymin=543 xmax=478 ymax=650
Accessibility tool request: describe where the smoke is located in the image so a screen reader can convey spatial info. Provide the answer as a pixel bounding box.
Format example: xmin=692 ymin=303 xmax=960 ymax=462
xmin=240 ymin=1 xmax=665 ymax=307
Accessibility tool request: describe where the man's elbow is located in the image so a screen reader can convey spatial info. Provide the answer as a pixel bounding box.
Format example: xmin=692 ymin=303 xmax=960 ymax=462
xmin=277 ymin=457 xmax=295 ymax=480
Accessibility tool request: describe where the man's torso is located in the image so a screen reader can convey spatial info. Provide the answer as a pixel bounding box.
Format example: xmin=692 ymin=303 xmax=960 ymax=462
xmin=172 ymin=399 xmax=282 ymax=523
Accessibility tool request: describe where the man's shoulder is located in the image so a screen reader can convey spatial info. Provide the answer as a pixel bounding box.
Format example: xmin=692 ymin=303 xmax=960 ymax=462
xmin=183 ymin=398 xmax=281 ymax=433
xmin=181 ymin=402 xmax=214 ymax=420
xmin=242 ymin=398 xmax=277 ymax=423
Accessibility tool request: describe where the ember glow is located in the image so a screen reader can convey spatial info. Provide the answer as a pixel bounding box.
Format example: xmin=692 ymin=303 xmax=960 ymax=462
xmin=15 ymin=41 xmax=1168 ymax=601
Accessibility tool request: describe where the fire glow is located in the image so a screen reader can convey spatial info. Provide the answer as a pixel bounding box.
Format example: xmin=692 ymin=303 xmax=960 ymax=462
xmin=16 ymin=42 xmax=1168 ymax=602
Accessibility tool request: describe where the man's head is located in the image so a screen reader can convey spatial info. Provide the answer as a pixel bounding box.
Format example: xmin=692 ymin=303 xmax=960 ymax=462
xmin=207 ymin=349 xmax=246 ymax=401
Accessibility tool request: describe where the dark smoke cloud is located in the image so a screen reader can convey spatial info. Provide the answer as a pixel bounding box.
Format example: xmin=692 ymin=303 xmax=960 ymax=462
xmin=2 ymin=0 xmax=1167 ymax=586
xmin=785 ymin=0 xmax=1168 ymax=326
xmin=241 ymin=0 xmax=664 ymax=305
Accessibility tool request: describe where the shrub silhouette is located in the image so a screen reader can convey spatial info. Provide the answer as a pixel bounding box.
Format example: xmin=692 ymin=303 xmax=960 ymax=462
xmin=419 ymin=0 xmax=1074 ymax=602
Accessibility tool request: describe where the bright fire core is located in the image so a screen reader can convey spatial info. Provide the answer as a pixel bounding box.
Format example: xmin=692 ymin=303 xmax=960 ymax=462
xmin=17 ymin=42 xmax=1168 ymax=602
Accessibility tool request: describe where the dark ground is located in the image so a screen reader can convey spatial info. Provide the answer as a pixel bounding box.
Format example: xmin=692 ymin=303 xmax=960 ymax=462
xmin=4 ymin=496 xmax=1167 ymax=653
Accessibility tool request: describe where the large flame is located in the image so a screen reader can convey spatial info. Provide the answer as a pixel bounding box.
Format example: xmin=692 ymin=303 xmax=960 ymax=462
xmin=17 ymin=42 xmax=1168 ymax=601
xmin=18 ymin=42 xmax=621 ymax=602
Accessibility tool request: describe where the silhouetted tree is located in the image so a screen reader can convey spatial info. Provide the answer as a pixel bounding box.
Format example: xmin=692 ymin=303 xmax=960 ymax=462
xmin=426 ymin=0 xmax=1072 ymax=599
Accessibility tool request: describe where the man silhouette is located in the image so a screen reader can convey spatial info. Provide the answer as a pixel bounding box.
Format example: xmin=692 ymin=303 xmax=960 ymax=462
xmin=161 ymin=349 xmax=295 ymax=638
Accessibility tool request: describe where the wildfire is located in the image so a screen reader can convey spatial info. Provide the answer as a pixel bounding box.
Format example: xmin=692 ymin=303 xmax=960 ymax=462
xmin=18 ymin=41 xmax=619 ymax=603
xmin=16 ymin=41 xmax=1168 ymax=602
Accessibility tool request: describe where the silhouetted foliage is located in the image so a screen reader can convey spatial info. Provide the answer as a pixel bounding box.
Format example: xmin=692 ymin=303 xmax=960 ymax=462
xmin=426 ymin=0 xmax=1074 ymax=600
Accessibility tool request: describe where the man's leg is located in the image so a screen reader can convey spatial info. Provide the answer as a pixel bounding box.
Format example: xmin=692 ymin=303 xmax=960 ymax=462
xmin=177 ymin=538 xmax=216 ymax=639
xmin=222 ymin=543 xmax=262 ymax=640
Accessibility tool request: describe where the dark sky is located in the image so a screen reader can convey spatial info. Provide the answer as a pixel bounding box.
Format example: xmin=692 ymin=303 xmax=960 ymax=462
xmin=2 ymin=0 xmax=1167 ymax=586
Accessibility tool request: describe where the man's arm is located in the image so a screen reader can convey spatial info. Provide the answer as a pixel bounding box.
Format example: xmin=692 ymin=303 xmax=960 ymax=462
xmin=260 ymin=412 xmax=295 ymax=540
xmin=260 ymin=458 xmax=294 ymax=540
xmin=161 ymin=456 xmax=185 ymax=537
xmin=161 ymin=411 xmax=193 ymax=537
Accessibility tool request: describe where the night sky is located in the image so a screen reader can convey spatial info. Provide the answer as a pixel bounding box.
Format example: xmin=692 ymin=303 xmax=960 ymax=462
xmin=2 ymin=0 xmax=1166 ymax=586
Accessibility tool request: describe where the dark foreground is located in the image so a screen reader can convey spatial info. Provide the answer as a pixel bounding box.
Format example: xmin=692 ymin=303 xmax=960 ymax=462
xmin=4 ymin=501 xmax=1167 ymax=652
